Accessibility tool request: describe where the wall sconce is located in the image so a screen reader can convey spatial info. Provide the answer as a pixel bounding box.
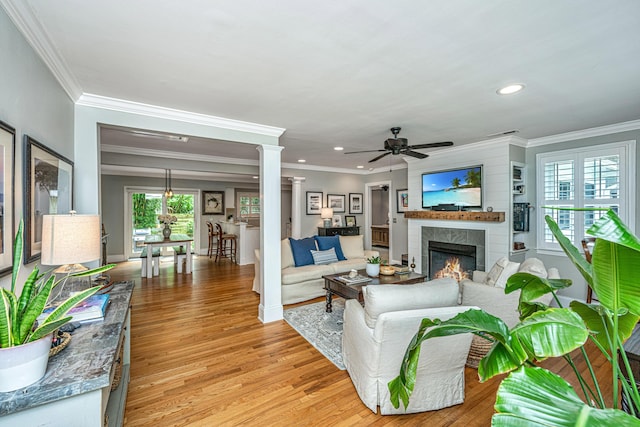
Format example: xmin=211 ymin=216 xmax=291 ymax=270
xmin=321 ymin=207 xmax=334 ymax=228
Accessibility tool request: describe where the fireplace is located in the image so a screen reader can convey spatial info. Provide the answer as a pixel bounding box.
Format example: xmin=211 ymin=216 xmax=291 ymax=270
xmin=422 ymin=227 xmax=485 ymax=279
xmin=428 ymin=241 xmax=476 ymax=281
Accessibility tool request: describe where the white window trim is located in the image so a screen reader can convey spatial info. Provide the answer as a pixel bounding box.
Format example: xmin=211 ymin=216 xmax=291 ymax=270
xmin=536 ymin=140 xmax=636 ymax=253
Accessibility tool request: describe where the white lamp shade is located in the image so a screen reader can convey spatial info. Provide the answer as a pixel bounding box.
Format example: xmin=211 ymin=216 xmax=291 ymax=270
xmin=41 ymin=214 xmax=101 ymax=266
xmin=321 ymin=207 xmax=334 ymax=219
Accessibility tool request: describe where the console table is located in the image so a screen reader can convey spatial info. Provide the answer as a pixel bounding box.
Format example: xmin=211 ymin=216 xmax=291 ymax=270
xmin=0 ymin=281 xmax=134 ymax=427
xmin=318 ymin=226 xmax=360 ymax=236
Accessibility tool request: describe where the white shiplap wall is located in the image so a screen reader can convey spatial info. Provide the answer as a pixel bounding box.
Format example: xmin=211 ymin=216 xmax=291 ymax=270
xmin=406 ymin=138 xmax=516 ymax=273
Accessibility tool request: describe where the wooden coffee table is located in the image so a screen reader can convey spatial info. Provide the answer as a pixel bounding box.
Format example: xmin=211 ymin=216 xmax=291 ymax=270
xmin=322 ymin=269 xmax=427 ymax=312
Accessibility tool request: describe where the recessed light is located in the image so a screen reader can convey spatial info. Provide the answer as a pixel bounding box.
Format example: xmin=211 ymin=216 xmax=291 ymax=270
xmin=334 ymin=146 xmax=344 ymax=151
xmin=252 ymin=176 xmax=258 ymax=179
xmin=497 ymin=84 xmax=525 ymax=95
xmin=357 ymin=165 xmax=364 ymax=169
xmin=298 ymin=159 xmax=306 ymax=163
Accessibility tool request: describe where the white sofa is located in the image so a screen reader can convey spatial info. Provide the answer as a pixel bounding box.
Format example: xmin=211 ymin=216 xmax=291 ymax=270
xmin=252 ymin=235 xmax=379 ymax=305
xmin=343 ymin=278 xmax=477 ymax=414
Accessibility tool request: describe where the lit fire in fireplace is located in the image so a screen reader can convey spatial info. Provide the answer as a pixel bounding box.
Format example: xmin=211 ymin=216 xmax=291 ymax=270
xmin=434 ymin=257 xmax=470 ymax=281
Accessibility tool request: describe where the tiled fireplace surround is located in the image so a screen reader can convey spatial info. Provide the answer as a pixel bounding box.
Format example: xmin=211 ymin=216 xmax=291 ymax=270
xmin=421 ymin=227 xmax=486 ymax=279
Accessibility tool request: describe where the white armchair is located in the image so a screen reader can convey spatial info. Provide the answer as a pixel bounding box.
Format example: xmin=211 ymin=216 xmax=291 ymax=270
xmin=342 ymin=279 xmax=477 ymax=414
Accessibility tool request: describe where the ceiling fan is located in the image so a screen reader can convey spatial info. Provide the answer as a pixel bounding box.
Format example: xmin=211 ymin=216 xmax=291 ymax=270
xmin=345 ymin=127 xmax=453 ymax=163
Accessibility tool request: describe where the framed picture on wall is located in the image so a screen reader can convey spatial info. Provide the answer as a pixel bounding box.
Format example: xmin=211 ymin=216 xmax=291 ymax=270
xmin=24 ymin=135 xmax=74 ymax=264
xmin=306 ymin=191 xmax=323 ymax=215
xmin=202 ymin=190 xmax=225 ymax=215
xmin=349 ymin=193 xmax=363 ymax=214
xmin=396 ymin=188 xmax=409 ymax=213
xmin=327 ymin=194 xmax=345 ymax=213
xmin=0 ymin=120 xmax=15 ymax=276
xmin=332 ymin=214 xmax=343 ymax=227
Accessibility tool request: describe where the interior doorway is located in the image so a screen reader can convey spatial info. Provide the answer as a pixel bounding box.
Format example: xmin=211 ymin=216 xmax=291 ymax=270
xmin=365 ymin=180 xmax=393 ymax=263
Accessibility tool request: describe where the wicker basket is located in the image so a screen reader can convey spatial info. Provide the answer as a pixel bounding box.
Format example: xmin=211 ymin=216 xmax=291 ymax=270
xmin=466 ymin=334 xmax=494 ymax=369
xmin=49 ymin=332 xmax=71 ymax=357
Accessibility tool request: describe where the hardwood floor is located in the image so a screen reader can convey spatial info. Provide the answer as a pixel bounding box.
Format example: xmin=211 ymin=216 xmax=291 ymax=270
xmin=108 ymin=256 xmax=612 ymax=426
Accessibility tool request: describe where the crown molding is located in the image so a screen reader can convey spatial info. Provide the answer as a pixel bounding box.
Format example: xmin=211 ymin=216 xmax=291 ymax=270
xmin=528 ymin=119 xmax=640 ymax=147
xmin=281 ymin=161 xmax=370 ymax=175
xmin=101 ymin=144 xmax=260 ymax=166
xmin=78 ymin=93 xmax=286 ymax=138
xmin=100 ymin=164 xmax=273 ymax=184
xmin=0 ymin=0 xmax=82 ymax=100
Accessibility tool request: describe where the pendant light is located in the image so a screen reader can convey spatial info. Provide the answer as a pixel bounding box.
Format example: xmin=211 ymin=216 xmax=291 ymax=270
xmin=164 ymin=169 xmax=173 ymax=198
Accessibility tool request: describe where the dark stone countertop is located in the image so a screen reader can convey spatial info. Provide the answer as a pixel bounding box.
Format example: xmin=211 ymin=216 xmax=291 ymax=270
xmin=0 ymin=280 xmax=134 ymax=416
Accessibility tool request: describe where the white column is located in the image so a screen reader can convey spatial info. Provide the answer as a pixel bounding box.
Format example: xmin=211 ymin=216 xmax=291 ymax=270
xmin=288 ymin=177 xmax=306 ymax=239
xmin=257 ymin=144 xmax=284 ymax=323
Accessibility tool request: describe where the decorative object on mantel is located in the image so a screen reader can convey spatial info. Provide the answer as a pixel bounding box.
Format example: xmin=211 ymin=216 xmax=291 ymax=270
xmin=0 ymin=221 xmax=115 ymax=392
xmin=158 ymin=214 xmax=177 ymax=239
xmin=410 ymin=257 xmax=416 ymax=272
xmin=403 ymin=210 xmax=505 ymax=222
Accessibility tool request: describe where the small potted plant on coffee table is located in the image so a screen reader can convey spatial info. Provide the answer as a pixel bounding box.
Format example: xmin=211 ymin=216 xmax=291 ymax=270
xmin=366 ymin=255 xmax=381 ymax=277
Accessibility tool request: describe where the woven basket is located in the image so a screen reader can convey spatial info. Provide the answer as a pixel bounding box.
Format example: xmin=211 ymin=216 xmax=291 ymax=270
xmin=466 ymin=334 xmax=494 ymax=369
xmin=49 ymin=332 xmax=71 ymax=357
xmin=111 ymin=336 xmax=125 ymax=391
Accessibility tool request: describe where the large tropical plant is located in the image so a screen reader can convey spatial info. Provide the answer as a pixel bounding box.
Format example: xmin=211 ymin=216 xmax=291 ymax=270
xmin=0 ymin=220 xmax=114 ymax=348
xmin=389 ymin=209 xmax=640 ymax=425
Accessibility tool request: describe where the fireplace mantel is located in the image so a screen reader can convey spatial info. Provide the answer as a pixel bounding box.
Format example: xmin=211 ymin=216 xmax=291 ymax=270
xmin=404 ymin=210 xmax=505 ymax=222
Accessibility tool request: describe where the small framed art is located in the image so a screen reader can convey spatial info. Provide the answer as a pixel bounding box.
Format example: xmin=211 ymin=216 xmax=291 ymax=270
xmin=327 ymin=194 xmax=346 ymax=213
xmin=349 ymin=193 xmax=363 ymax=214
xmin=306 ymin=191 xmax=323 ymax=215
xmin=202 ymin=191 xmax=225 ymax=215
xmin=332 ymin=214 xmax=343 ymax=227
xmin=345 ymin=215 xmax=356 ymax=227
xmin=396 ymin=189 xmax=409 ymax=213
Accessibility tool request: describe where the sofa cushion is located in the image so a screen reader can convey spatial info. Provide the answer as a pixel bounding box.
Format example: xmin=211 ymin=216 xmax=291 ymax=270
xmin=363 ymin=278 xmax=459 ymax=328
xmin=289 ymin=237 xmax=317 ymax=267
xmin=281 ymin=264 xmax=334 ymax=285
xmin=485 ymin=257 xmax=520 ymax=288
xmin=281 ymin=239 xmax=295 ymax=269
xmin=330 ymin=258 xmax=368 ymax=273
xmin=314 ymin=235 xmax=346 ymax=260
xmin=518 ymin=257 xmax=548 ymax=278
xmin=340 ymin=235 xmax=365 ymax=259
xmin=311 ymin=248 xmax=339 ymax=265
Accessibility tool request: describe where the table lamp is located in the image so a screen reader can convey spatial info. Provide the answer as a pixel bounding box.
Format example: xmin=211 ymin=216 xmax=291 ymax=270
xmin=41 ymin=212 xmax=101 ymax=274
xmin=321 ymin=207 xmax=333 ymax=228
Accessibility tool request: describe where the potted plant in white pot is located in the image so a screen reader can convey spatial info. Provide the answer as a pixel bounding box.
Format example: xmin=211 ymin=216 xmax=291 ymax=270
xmin=0 ymin=221 xmax=114 ymax=392
xmin=366 ymin=255 xmax=381 ymax=277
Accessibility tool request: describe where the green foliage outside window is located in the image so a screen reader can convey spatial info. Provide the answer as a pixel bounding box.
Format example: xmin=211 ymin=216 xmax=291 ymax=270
xmin=133 ymin=194 xmax=161 ymax=229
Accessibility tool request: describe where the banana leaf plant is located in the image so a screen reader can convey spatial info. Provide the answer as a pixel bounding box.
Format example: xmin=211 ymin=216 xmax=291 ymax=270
xmin=388 ymin=209 xmax=640 ymax=425
xmin=0 ymin=220 xmax=115 ymax=348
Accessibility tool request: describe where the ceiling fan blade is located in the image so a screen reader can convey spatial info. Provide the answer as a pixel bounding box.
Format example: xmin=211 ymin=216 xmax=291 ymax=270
xmin=407 ymin=141 xmax=454 ymax=150
xmin=402 ymin=150 xmax=428 ymax=159
xmin=344 ymin=149 xmax=387 ymax=154
xmin=369 ymin=152 xmax=392 ymax=163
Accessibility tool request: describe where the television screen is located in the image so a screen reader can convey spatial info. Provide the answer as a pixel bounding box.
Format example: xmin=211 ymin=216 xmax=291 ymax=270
xmin=422 ymin=166 xmax=482 ymax=209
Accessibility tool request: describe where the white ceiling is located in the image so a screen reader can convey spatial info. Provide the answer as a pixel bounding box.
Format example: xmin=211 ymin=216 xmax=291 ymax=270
xmin=5 ymin=0 xmax=640 ymax=172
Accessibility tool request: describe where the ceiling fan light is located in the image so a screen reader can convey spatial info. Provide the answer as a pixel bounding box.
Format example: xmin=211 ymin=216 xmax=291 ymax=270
xmin=334 ymin=146 xmax=343 ymax=151
xmin=497 ymin=84 xmax=525 ymax=95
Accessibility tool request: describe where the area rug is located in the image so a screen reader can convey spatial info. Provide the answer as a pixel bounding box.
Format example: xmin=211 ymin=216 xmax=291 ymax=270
xmin=283 ymin=299 xmax=345 ymax=370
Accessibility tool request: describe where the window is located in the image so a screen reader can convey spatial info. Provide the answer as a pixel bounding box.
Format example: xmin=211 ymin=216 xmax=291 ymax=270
xmin=536 ymin=141 xmax=635 ymax=252
xmin=238 ymin=192 xmax=260 ymax=218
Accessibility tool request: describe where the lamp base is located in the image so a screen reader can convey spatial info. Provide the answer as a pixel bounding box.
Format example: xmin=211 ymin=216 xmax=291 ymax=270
xmin=323 ymin=219 xmax=332 ymax=228
xmin=53 ymin=264 xmax=89 ymax=274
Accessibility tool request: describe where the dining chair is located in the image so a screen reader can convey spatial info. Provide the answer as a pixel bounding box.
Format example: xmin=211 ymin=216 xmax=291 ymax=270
xmin=215 ymin=222 xmax=237 ymax=263
xmin=206 ymin=221 xmax=217 ymax=258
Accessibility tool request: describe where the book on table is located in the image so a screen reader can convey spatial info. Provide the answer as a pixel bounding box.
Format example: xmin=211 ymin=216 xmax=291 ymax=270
xmin=39 ymin=293 xmax=110 ymax=323
xmin=336 ymin=274 xmax=372 ymax=285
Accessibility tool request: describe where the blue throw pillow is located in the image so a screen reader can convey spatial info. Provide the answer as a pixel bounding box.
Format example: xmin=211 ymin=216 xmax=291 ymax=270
xmin=314 ymin=235 xmax=346 ymax=260
xmin=289 ymin=237 xmax=317 ymax=267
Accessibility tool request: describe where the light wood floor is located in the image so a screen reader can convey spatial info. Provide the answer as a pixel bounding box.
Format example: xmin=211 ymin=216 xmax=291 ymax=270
xmin=108 ymin=256 xmax=612 ymax=426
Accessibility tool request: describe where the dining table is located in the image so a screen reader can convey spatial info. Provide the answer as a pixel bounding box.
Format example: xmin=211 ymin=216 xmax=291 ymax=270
xmin=143 ymin=233 xmax=193 ymax=278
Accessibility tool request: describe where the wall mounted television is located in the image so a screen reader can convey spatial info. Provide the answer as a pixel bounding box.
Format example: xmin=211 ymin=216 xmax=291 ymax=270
xmin=421 ymin=165 xmax=483 ymax=210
